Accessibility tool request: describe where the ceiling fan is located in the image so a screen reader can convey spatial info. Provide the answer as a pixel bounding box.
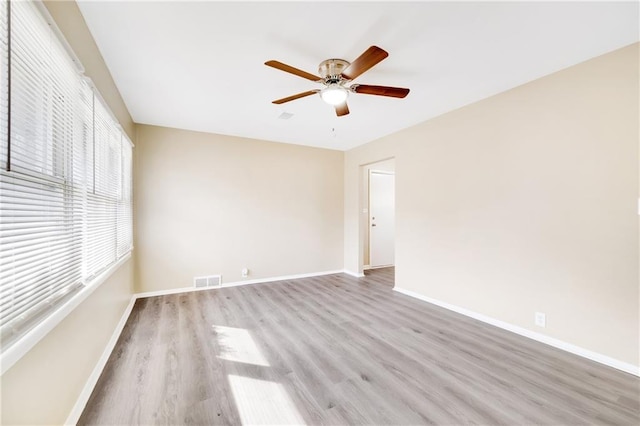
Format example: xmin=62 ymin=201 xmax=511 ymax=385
xmin=265 ymin=46 xmax=410 ymax=117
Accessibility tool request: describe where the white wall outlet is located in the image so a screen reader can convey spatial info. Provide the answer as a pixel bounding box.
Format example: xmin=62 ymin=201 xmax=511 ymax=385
xmin=241 ymin=268 xmax=249 ymax=278
xmin=535 ymin=312 xmax=546 ymax=328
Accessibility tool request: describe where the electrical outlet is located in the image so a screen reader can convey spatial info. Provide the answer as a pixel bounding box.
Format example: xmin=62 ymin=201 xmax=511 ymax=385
xmin=241 ymin=268 xmax=249 ymax=278
xmin=535 ymin=312 xmax=546 ymax=328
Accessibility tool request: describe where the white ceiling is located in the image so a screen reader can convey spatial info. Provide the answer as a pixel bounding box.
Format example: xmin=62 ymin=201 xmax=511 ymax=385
xmin=77 ymin=1 xmax=638 ymax=151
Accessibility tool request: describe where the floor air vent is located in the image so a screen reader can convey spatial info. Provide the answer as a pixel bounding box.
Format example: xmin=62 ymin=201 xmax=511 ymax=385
xmin=194 ymin=275 xmax=222 ymax=288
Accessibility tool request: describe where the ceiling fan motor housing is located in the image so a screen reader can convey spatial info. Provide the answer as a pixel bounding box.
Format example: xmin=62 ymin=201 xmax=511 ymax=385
xmin=319 ymin=59 xmax=350 ymax=83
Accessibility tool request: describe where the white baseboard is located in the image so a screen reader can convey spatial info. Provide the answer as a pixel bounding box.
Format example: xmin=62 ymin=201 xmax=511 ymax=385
xmin=343 ymin=270 xmax=365 ymax=278
xmin=367 ymin=264 xmax=394 ymax=270
xmin=393 ymin=287 xmax=640 ymax=377
xmin=65 ymin=295 xmax=137 ymax=425
xmin=135 ymin=285 xmax=223 ymax=299
xmin=222 ymin=269 xmax=344 ymax=287
xmin=136 ymin=269 xmax=345 ymax=299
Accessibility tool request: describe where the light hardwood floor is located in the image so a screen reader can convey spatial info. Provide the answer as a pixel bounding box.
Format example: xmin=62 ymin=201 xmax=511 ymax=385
xmin=79 ymin=268 xmax=640 ymax=425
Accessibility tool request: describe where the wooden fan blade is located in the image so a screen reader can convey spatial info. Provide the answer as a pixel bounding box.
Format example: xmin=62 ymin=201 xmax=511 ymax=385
xmin=265 ymin=60 xmax=322 ymax=82
xmin=272 ymin=90 xmax=318 ymax=104
xmin=353 ymin=84 xmax=410 ymax=98
xmin=341 ymin=46 xmax=389 ymax=80
xmin=335 ymin=102 xmax=349 ymax=117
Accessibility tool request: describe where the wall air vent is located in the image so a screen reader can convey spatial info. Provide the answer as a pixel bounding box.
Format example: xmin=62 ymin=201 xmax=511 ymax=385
xmin=194 ymin=274 xmax=222 ymax=288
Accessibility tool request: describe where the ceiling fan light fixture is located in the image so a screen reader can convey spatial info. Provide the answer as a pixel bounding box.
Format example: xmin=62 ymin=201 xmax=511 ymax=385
xmin=320 ymin=84 xmax=348 ymax=105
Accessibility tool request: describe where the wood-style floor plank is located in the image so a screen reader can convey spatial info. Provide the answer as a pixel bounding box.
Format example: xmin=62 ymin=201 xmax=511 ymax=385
xmin=79 ymin=268 xmax=640 ymax=425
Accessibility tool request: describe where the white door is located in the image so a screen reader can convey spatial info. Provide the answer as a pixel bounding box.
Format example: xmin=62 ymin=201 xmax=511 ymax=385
xmin=369 ymin=171 xmax=395 ymax=267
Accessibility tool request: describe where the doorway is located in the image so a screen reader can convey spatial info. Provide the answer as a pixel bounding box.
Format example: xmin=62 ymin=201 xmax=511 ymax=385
xmin=362 ymin=159 xmax=395 ymax=271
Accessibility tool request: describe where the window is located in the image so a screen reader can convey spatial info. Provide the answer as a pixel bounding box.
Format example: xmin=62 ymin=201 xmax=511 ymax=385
xmin=0 ymin=1 xmax=133 ymax=353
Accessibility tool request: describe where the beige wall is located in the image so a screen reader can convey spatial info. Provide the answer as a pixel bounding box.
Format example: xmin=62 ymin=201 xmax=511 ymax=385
xmin=1 ymin=260 xmax=134 ymax=425
xmin=1 ymin=2 xmax=136 ymax=424
xmin=135 ymin=125 xmax=344 ymax=292
xmin=345 ymin=44 xmax=639 ymax=366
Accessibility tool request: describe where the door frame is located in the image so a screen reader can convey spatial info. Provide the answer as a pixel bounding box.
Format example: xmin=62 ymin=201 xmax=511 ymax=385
xmin=358 ymin=158 xmax=395 ymax=275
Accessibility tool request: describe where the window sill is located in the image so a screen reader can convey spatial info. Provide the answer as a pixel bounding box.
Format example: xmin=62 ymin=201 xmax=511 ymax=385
xmin=0 ymin=252 xmax=133 ymax=376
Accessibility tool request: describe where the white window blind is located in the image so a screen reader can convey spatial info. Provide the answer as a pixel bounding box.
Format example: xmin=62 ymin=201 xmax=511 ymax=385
xmin=117 ymin=134 xmax=133 ymax=258
xmin=0 ymin=0 xmax=7 ymax=172
xmin=86 ymin=98 xmax=121 ymax=278
xmin=0 ymin=0 xmax=133 ymax=352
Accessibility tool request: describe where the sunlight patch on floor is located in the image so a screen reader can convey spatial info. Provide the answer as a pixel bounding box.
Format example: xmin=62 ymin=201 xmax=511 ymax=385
xmin=213 ymin=325 xmax=270 ymax=366
xmin=228 ymin=374 xmax=306 ymax=425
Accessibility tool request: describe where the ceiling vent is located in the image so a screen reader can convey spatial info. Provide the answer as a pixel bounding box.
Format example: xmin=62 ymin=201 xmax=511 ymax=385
xmin=194 ymin=274 xmax=222 ymax=288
